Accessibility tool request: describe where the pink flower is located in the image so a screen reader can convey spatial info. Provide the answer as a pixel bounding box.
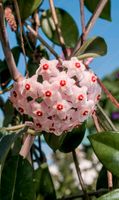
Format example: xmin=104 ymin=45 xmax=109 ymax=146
xmin=36 ymin=58 xmax=59 ymax=80
xmin=50 ymin=71 xmax=75 ymax=96
xmin=79 ymin=70 xmax=97 ymax=88
xmin=10 ymin=57 xmax=101 ymax=135
xmin=53 ymin=99 xmax=71 ymax=120
xmin=71 ymin=85 xmax=88 ymax=106
xmin=63 ymin=57 xmax=85 ymax=80
xmin=20 ymin=75 xmax=43 ymax=98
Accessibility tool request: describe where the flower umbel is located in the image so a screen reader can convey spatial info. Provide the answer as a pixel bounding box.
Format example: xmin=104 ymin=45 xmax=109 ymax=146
xmin=10 ymin=57 xmax=101 ymax=135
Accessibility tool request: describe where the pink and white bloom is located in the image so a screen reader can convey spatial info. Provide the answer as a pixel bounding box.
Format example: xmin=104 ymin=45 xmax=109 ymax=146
xmin=10 ymin=57 xmax=101 ymax=135
xmin=36 ymin=58 xmax=59 ymax=80
xmin=63 ymin=57 xmax=85 ymax=80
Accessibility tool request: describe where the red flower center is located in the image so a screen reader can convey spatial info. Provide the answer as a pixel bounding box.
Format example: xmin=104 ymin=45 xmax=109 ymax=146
xmin=45 ymin=90 xmax=52 ymax=97
xmin=43 ymin=63 xmax=49 ymax=70
xmin=13 ymin=91 xmax=17 ymax=97
xmin=18 ymin=107 xmax=24 ymax=113
xmin=91 ymin=75 xmax=97 ymax=82
xmin=36 ymin=110 xmax=43 ymax=116
xmin=57 ymin=104 xmax=63 ymax=111
xmin=49 ymin=128 xmax=55 ymax=131
xmin=83 ymin=110 xmax=88 ymax=116
xmin=78 ymin=94 xmax=84 ymax=101
xmin=75 ymin=62 xmax=81 ymax=68
xmin=36 ymin=123 xmax=42 ymax=128
xmin=97 ymin=94 xmax=101 ymax=100
xmin=60 ymin=80 xmax=66 ymax=87
xmin=25 ymin=83 xmax=30 ymax=90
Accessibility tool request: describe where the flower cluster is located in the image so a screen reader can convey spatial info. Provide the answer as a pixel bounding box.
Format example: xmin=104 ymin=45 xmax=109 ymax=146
xmin=10 ymin=57 xmax=101 ymax=135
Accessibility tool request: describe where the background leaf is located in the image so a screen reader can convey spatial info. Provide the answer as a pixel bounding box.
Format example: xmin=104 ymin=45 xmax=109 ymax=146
xmin=97 ymin=189 xmax=119 ymax=200
xmin=0 ymin=155 xmax=35 ymax=200
xmin=44 ymin=124 xmax=86 ymax=153
xmin=84 ymin=0 xmax=111 ymax=21
xmin=33 ymin=163 xmax=56 ymax=200
xmin=89 ymin=132 xmax=119 ymax=178
xmin=17 ymin=0 xmax=43 ymax=21
xmin=41 ymin=8 xmax=79 ymax=48
xmin=3 ymin=100 xmax=14 ymax=127
xmin=0 ymin=127 xmax=27 ymax=180
xmin=75 ymin=36 xmax=107 ymax=59
xmin=0 ymin=47 xmax=21 ymax=89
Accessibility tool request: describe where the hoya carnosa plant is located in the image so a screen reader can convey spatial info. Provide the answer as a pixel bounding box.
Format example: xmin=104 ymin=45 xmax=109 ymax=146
xmin=10 ymin=57 xmax=101 ymax=135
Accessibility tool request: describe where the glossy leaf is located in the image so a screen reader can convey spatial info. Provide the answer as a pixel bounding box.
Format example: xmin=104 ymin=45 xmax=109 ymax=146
xmin=97 ymin=189 xmax=119 ymax=200
xmin=96 ymin=167 xmax=108 ymax=190
xmin=0 ymin=155 xmax=35 ymax=200
xmin=84 ymin=0 xmax=111 ymax=21
xmin=41 ymin=8 xmax=79 ymax=48
xmin=44 ymin=123 xmax=86 ymax=153
xmin=0 ymin=47 xmax=21 ymax=88
xmin=89 ymin=132 xmax=119 ymax=178
xmin=33 ymin=163 xmax=56 ymax=200
xmin=0 ymin=127 xmax=27 ymax=180
xmin=3 ymin=100 xmax=14 ymax=126
xmin=17 ymin=0 xmax=42 ymax=21
xmin=75 ymin=36 xmax=107 ymax=59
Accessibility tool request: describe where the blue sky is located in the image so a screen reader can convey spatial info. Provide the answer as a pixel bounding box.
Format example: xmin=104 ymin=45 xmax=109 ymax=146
xmin=0 ymin=0 xmax=119 ymax=90
xmin=44 ymin=0 xmax=119 ymax=78
xmin=0 ymin=0 xmax=119 ymax=79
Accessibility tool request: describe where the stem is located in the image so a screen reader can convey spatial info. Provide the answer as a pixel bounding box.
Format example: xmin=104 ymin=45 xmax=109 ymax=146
xmin=80 ymin=0 xmax=85 ymax=44
xmin=72 ymin=150 xmax=89 ymax=200
xmin=19 ymin=134 xmax=35 ymax=158
xmin=0 ymin=2 xmax=22 ymax=82
xmin=85 ymin=63 xmax=119 ymax=112
xmin=25 ymin=23 xmax=62 ymax=62
xmin=97 ymin=104 xmax=118 ymax=132
xmin=107 ymin=171 xmax=113 ymax=190
xmin=92 ymin=113 xmax=101 ymax=132
xmin=5 ymin=124 xmax=25 ymax=131
xmin=71 ymin=0 xmax=108 ymax=56
xmin=49 ymin=0 xmax=68 ymax=58
xmin=57 ymin=189 xmax=109 ymax=200
xmin=0 ymin=84 xmax=13 ymax=94
xmin=13 ymin=0 xmax=27 ymax=74
xmin=97 ymin=78 xmax=119 ymax=109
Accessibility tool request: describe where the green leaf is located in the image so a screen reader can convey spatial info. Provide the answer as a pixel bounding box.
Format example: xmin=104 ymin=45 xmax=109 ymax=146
xmin=3 ymin=100 xmax=14 ymax=126
xmin=0 ymin=46 xmax=21 ymax=88
xmin=97 ymin=189 xmax=119 ymax=200
xmin=44 ymin=124 xmax=86 ymax=153
xmin=17 ymin=0 xmax=42 ymax=21
xmin=11 ymin=46 xmax=21 ymax=65
xmin=33 ymin=163 xmax=56 ymax=200
xmin=41 ymin=8 xmax=79 ymax=48
xmin=0 ymin=127 xmax=27 ymax=180
xmin=75 ymin=36 xmax=107 ymax=59
xmin=96 ymin=167 xmax=108 ymax=190
xmin=0 ymin=155 xmax=35 ymax=200
xmin=84 ymin=0 xmax=111 ymax=21
xmin=89 ymin=132 xmax=119 ymax=178
xmin=27 ymin=59 xmax=39 ymax=77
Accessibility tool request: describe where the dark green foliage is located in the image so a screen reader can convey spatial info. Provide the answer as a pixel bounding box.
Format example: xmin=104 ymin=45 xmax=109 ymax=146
xmin=44 ymin=123 xmax=86 ymax=153
xmin=0 ymin=155 xmax=35 ymax=200
xmin=0 ymin=47 xmax=21 ymax=89
xmin=96 ymin=167 xmax=108 ymax=191
xmin=33 ymin=163 xmax=56 ymax=200
xmin=17 ymin=0 xmax=43 ymax=21
xmin=75 ymin=36 xmax=107 ymax=59
xmin=89 ymin=132 xmax=119 ymax=178
xmin=84 ymin=0 xmax=111 ymax=21
xmin=97 ymin=189 xmax=119 ymax=200
xmin=41 ymin=8 xmax=79 ymax=48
